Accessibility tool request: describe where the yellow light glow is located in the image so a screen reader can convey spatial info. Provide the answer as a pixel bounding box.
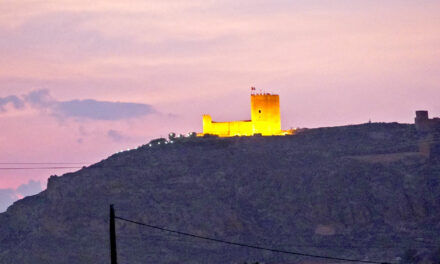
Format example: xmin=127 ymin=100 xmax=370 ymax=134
xmin=200 ymin=93 xmax=294 ymax=137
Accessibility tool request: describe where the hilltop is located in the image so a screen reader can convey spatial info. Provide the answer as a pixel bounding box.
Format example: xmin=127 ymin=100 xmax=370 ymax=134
xmin=0 ymin=122 xmax=439 ymax=264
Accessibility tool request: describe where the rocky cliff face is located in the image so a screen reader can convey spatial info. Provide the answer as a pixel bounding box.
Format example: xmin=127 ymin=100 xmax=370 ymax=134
xmin=0 ymin=123 xmax=439 ymax=264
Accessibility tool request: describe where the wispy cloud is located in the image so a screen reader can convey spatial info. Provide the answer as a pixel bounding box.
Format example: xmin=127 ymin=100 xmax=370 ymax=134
xmin=0 ymin=89 xmax=155 ymax=121
xmin=15 ymin=180 xmax=42 ymax=197
xmin=0 ymin=180 xmax=42 ymax=212
xmin=55 ymin=99 xmax=154 ymax=120
xmin=25 ymin=89 xmax=54 ymax=108
xmin=0 ymin=95 xmax=25 ymax=112
xmin=0 ymin=189 xmax=17 ymax=212
xmin=107 ymin=129 xmax=124 ymax=142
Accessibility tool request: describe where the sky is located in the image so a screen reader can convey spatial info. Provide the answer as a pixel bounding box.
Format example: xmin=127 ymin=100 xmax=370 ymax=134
xmin=1 ymin=0 xmax=440 ymax=211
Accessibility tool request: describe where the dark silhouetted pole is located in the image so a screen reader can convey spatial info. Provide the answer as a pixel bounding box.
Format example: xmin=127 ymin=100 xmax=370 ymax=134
xmin=110 ymin=204 xmax=118 ymax=264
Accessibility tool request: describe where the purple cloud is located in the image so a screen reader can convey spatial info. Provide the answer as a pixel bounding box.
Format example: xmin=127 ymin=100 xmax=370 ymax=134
xmin=16 ymin=180 xmax=42 ymax=197
xmin=24 ymin=89 xmax=54 ymax=108
xmin=107 ymin=130 xmax=124 ymax=142
xmin=0 ymin=95 xmax=25 ymax=112
xmin=1 ymin=89 xmax=155 ymax=121
xmin=0 ymin=189 xmax=17 ymax=212
xmin=55 ymin=99 xmax=154 ymax=120
xmin=0 ymin=180 xmax=42 ymax=212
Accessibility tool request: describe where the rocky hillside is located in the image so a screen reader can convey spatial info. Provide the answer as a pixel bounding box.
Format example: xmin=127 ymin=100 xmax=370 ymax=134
xmin=0 ymin=122 xmax=439 ymax=264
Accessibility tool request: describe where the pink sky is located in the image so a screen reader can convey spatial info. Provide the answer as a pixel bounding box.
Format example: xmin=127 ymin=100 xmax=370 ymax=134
xmin=1 ymin=0 xmax=440 ymax=211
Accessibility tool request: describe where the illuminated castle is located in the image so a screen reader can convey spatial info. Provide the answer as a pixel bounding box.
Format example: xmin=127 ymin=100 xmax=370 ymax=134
xmin=201 ymin=89 xmax=293 ymax=137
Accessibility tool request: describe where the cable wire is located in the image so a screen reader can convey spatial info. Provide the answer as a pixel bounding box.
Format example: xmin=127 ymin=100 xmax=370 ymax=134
xmin=115 ymin=216 xmax=396 ymax=264
xmin=0 ymin=162 xmax=89 ymax=164
xmin=0 ymin=166 xmax=83 ymax=170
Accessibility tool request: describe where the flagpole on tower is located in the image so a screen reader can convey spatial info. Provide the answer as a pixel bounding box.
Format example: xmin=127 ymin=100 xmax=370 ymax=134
xmin=251 ymin=86 xmax=256 ymax=95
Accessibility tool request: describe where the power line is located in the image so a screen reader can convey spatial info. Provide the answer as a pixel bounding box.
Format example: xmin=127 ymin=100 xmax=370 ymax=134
xmin=117 ymin=233 xmax=435 ymax=250
xmin=0 ymin=162 xmax=90 ymax=164
xmin=0 ymin=166 xmax=83 ymax=170
xmin=2 ymin=137 xmax=438 ymax=171
xmin=115 ymin=216 xmax=396 ymax=264
xmin=1 ymin=137 xmax=438 ymax=171
xmin=0 ymin=136 xmax=438 ymax=168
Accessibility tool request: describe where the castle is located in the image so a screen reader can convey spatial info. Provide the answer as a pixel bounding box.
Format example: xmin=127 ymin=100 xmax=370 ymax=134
xmin=415 ymin=110 xmax=440 ymax=132
xmin=200 ymin=89 xmax=294 ymax=137
xmin=415 ymin=111 xmax=440 ymax=160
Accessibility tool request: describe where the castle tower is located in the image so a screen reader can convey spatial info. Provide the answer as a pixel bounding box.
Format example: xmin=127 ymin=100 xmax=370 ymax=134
xmin=202 ymin=115 xmax=212 ymax=134
xmin=415 ymin=110 xmax=440 ymax=132
xmin=250 ymin=93 xmax=281 ymax=135
xmin=415 ymin=110 xmax=429 ymax=122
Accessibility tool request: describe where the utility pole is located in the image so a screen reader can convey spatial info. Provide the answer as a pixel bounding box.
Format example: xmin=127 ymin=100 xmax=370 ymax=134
xmin=110 ymin=204 xmax=118 ymax=264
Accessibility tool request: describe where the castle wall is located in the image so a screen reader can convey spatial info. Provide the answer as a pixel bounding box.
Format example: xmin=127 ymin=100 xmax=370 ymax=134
xmin=203 ymin=115 xmax=253 ymax=137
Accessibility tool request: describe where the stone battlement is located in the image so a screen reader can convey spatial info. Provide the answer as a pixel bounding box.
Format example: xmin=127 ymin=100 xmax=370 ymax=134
xmin=415 ymin=110 xmax=440 ymax=132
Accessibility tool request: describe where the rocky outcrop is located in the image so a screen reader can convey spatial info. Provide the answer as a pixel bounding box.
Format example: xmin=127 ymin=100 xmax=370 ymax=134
xmin=0 ymin=123 xmax=439 ymax=264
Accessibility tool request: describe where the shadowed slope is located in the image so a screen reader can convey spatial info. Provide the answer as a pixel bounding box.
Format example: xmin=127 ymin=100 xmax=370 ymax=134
xmin=0 ymin=123 xmax=439 ymax=264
